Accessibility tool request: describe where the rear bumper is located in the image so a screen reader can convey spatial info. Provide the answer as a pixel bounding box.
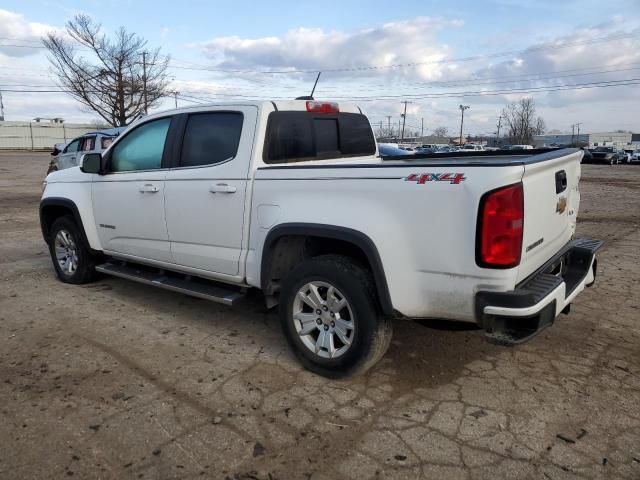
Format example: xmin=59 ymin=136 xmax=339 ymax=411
xmin=475 ymin=238 xmax=603 ymax=345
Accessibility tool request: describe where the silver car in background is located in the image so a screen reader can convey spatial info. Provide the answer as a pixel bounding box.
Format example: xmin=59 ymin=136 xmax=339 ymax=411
xmin=47 ymin=128 xmax=125 ymax=174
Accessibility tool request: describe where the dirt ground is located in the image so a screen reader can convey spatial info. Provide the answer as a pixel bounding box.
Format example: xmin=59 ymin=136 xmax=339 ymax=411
xmin=1 ymin=151 xmax=639 ymax=480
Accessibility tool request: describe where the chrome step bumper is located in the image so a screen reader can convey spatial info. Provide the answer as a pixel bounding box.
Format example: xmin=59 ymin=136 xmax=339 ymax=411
xmin=475 ymin=237 xmax=603 ymax=345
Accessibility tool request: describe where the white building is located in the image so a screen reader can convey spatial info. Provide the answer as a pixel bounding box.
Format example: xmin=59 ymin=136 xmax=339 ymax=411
xmin=533 ymin=132 xmax=635 ymax=150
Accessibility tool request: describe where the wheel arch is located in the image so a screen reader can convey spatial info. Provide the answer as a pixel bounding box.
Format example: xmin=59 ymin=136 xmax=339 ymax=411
xmin=261 ymin=223 xmax=394 ymax=316
xmin=40 ymin=197 xmax=94 ymax=251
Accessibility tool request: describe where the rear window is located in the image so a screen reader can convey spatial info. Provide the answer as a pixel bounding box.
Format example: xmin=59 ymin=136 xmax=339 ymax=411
xmin=264 ymin=111 xmax=376 ymax=163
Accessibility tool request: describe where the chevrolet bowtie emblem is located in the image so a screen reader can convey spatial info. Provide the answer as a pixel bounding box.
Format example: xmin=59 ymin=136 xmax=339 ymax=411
xmin=556 ymin=196 xmax=567 ymax=214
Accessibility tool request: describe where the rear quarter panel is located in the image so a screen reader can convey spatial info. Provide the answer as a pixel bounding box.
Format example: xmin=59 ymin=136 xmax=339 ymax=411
xmin=248 ymin=160 xmax=525 ymax=321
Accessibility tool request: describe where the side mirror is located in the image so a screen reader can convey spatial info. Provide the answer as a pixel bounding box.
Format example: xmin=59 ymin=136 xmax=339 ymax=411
xmin=80 ymin=153 xmax=102 ymax=174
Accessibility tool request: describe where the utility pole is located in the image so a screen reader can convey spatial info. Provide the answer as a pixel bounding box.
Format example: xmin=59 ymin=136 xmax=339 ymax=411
xmin=571 ymin=124 xmax=575 ymax=146
xmin=575 ymin=122 xmax=582 ymax=146
xmin=398 ymin=119 xmax=401 ymax=139
xmin=173 ymin=91 xmax=179 ymax=109
xmin=459 ymin=105 xmax=470 ymax=145
xmin=142 ymin=51 xmax=148 ymax=115
xmin=385 ymin=115 xmax=392 ymax=136
xmin=400 ymin=100 xmax=412 ymax=141
xmin=0 ymin=91 xmax=4 ymax=121
xmin=421 ymin=117 xmax=424 ymax=139
xmin=496 ymin=115 xmax=503 ymax=147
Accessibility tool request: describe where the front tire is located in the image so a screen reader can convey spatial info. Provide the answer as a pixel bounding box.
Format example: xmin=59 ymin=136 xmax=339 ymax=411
xmin=279 ymin=255 xmax=392 ymax=378
xmin=48 ymin=216 xmax=99 ymax=284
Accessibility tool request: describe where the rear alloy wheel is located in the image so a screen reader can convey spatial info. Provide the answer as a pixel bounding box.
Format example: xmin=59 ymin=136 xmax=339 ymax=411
xmin=280 ymin=255 xmax=392 ymax=378
xmin=292 ymin=281 xmax=355 ymax=359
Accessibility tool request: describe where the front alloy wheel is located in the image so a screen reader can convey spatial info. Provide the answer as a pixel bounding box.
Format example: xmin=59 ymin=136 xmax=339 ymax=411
xmin=54 ymin=229 xmax=79 ymax=276
xmin=48 ymin=215 xmax=99 ymax=284
xmin=293 ymin=281 xmax=355 ymax=359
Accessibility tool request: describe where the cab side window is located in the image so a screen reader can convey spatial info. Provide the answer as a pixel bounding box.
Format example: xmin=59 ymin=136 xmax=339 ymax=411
xmin=110 ymin=118 xmax=171 ymax=172
xmin=63 ymin=139 xmax=80 ymax=154
xmin=180 ymin=112 xmax=243 ymax=168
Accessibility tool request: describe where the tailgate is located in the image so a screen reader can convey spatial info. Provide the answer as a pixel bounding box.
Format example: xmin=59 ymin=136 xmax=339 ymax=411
xmin=517 ymin=150 xmax=582 ymax=282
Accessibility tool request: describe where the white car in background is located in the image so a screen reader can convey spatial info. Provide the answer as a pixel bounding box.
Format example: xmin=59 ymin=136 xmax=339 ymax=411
xmin=461 ymin=144 xmax=485 ymax=151
xmin=510 ymin=145 xmax=534 ymax=150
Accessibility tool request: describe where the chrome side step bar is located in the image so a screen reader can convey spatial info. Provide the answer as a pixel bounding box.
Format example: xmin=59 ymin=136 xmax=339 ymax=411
xmin=95 ymin=262 xmax=245 ymax=306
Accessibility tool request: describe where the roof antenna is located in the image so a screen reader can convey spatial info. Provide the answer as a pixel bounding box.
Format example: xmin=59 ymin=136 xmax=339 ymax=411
xmin=295 ymin=71 xmax=322 ymax=100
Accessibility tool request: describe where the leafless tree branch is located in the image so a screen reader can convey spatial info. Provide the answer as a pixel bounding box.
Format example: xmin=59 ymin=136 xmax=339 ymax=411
xmin=42 ymin=15 xmax=170 ymax=126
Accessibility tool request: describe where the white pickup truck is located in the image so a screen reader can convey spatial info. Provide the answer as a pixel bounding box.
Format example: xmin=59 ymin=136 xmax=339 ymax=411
xmin=40 ymin=100 xmax=602 ymax=377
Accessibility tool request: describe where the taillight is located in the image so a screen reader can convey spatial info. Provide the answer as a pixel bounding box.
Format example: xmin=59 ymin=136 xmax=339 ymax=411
xmin=477 ymin=182 xmax=524 ymax=268
xmin=306 ymin=100 xmax=339 ymax=113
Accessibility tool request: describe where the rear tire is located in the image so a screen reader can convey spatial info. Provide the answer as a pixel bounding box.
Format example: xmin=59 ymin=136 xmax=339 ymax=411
xmin=48 ymin=215 xmax=99 ymax=284
xmin=279 ymin=255 xmax=392 ymax=378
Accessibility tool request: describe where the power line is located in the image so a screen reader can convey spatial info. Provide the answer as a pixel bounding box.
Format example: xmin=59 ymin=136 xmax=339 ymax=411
xmin=3 ymin=77 xmax=640 ymax=106
xmin=2 ymin=30 xmax=638 ymax=77
xmin=162 ymin=31 xmax=640 ymax=74
xmin=4 ymin=64 xmax=640 ymax=93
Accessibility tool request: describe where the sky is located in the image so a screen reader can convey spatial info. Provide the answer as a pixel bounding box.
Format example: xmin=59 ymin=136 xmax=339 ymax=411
xmin=1 ymin=0 xmax=639 ymax=136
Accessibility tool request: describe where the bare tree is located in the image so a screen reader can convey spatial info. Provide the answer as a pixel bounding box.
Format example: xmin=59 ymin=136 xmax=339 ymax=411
xmin=534 ymin=117 xmax=546 ymax=136
xmin=43 ymin=15 xmax=170 ymax=126
xmin=501 ymin=98 xmax=546 ymax=144
xmin=432 ymin=126 xmax=449 ymax=137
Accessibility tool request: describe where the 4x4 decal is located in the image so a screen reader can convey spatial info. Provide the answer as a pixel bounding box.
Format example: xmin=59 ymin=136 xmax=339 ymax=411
xmin=404 ymin=173 xmax=466 ymax=185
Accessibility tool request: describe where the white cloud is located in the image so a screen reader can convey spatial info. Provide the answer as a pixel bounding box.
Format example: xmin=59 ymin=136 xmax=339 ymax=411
xmin=0 ymin=9 xmax=59 ymax=57
xmin=196 ymin=17 xmax=463 ymax=80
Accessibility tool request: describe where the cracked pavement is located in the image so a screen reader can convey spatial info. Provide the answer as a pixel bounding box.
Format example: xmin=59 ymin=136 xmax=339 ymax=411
xmin=1 ymin=152 xmax=639 ymax=479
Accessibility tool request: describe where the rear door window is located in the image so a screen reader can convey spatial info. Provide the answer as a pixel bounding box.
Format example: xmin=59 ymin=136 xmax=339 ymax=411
xmin=80 ymin=136 xmax=96 ymax=151
xmin=264 ymin=112 xmax=375 ymax=163
xmin=180 ymin=112 xmax=244 ymax=168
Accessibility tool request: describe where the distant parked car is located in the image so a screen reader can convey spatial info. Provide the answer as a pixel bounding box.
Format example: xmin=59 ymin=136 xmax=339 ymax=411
xmin=461 ymin=144 xmax=484 ymax=151
xmin=630 ymin=152 xmax=640 ymax=164
xmin=47 ymin=128 xmax=125 ymax=175
xmin=581 ymin=148 xmax=593 ymax=164
xmin=618 ymin=150 xmax=632 ymax=164
xmin=509 ymin=145 xmax=534 ymax=150
xmin=434 ymin=146 xmax=460 ymax=153
xmin=378 ymin=143 xmax=413 ymax=156
xmin=590 ymin=146 xmax=621 ymax=165
xmin=415 ymin=146 xmax=436 ymax=154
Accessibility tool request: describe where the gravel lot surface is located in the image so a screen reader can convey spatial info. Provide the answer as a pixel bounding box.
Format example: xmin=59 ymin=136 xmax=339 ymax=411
xmin=1 ymin=152 xmax=639 ymax=479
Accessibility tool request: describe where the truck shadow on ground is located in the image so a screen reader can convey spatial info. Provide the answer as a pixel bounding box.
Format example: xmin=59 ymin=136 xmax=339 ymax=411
xmin=91 ymin=276 xmax=497 ymax=393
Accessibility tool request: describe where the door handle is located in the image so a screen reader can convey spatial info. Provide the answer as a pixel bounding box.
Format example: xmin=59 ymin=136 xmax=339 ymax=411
xmin=139 ymin=183 xmax=159 ymax=193
xmin=209 ymin=183 xmax=237 ymax=194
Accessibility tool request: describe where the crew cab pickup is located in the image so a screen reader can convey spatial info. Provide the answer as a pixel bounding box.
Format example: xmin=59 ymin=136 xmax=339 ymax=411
xmin=40 ymin=100 xmax=602 ymax=377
